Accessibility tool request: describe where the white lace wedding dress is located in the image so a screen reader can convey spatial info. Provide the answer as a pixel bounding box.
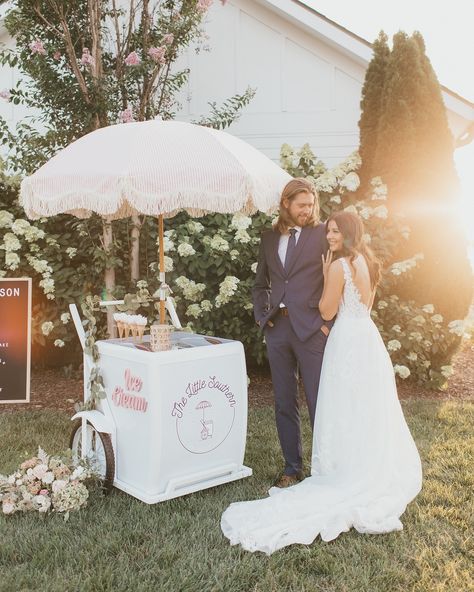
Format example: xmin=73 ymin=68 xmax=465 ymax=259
xmin=221 ymin=257 xmax=422 ymax=554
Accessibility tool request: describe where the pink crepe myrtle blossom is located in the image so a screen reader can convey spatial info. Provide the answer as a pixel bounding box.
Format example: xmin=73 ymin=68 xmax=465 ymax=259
xmin=120 ymin=107 xmax=134 ymax=123
xmin=80 ymin=48 xmax=94 ymax=66
xmin=0 ymin=89 xmax=11 ymax=100
xmin=29 ymin=39 xmax=46 ymax=55
xmin=124 ymin=51 xmax=141 ymax=66
xmin=197 ymin=0 xmax=213 ymax=12
xmin=148 ymin=46 xmax=166 ymax=64
xmin=162 ymin=33 xmax=174 ymax=45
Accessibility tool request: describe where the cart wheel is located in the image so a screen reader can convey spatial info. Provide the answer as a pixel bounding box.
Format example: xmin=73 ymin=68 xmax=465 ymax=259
xmin=70 ymin=420 xmax=115 ymax=494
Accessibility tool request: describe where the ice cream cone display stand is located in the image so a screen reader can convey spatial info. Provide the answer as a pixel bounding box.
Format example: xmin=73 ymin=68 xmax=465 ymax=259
xmin=70 ymin=304 xmax=252 ymax=504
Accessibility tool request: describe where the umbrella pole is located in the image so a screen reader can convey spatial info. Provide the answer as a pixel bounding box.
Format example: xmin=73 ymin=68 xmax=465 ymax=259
xmin=158 ymin=214 xmax=166 ymax=324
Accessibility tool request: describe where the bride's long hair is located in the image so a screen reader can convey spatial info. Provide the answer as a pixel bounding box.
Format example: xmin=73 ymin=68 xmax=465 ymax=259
xmin=326 ymin=211 xmax=382 ymax=289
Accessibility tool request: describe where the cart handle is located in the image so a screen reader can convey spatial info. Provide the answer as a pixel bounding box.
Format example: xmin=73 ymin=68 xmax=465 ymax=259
xmin=69 ymin=303 xmax=86 ymax=351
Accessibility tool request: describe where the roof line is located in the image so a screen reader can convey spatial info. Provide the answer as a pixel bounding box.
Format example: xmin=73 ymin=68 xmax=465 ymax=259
xmin=292 ymin=0 xmax=474 ymax=109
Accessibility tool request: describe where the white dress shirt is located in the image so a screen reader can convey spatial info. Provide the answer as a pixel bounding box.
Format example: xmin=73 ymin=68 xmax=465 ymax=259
xmin=278 ymin=226 xmax=301 ymax=307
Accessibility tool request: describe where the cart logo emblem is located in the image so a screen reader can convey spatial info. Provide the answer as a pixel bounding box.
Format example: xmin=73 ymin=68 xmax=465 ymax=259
xmin=172 ymin=375 xmax=236 ymax=454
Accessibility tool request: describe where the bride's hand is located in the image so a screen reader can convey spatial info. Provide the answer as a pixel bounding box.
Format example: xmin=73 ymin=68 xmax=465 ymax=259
xmin=321 ymin=250 xmax=333 ymax=281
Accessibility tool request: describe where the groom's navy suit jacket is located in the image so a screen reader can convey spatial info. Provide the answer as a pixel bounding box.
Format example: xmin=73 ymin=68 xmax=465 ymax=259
xmin=252 ymin=223 xmax=330 ymax=342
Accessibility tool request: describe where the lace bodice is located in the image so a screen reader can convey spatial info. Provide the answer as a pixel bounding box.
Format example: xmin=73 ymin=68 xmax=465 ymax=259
xmin=338 ymin=258 xmax=370 ymax=319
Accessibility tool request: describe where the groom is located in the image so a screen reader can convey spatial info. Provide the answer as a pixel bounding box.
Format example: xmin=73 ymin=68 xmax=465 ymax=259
xmin=253 ymin=178 xmax=331 ymax=487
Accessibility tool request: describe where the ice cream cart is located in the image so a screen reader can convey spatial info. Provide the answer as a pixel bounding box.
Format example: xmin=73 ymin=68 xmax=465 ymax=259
xmin=69 ymin=303 xmax=252 ymax=503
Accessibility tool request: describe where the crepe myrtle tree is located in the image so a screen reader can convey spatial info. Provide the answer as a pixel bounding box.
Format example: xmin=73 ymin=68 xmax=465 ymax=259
xmin=0 ymin=0 xmax=253 ymax=333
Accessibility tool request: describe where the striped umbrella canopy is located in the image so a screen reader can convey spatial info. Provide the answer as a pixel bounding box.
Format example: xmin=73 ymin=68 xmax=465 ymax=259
xmin=20 ymin=119 xmax=292 ymax=322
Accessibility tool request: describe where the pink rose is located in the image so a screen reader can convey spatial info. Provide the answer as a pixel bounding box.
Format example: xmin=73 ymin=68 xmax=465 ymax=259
xmin=124 ymin=51 xmax=141 ymax=66
xmin=80 ymin=48 xmax=94 ymax=66
xmin=162 ymin=33 xmax=174 ymax=45
xmin=29 ymin=39 xmax=46 ymax=55
xmin=147 ymin=46 xmax=166 ymax=64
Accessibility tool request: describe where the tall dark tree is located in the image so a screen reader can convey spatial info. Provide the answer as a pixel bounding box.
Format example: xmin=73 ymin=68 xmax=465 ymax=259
xmin=359 ymin=30 xmax=472 ymax=321
xmin=357 ymin=30 xmax=390 ymax=197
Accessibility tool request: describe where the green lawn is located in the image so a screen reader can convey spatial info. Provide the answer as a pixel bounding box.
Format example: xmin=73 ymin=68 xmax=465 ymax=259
xmin=1 ymin=399 xmax=473 ymax=592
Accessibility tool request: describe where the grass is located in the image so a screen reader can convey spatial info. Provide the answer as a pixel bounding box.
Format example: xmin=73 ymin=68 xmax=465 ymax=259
xmin=0 ymin=399 xmax=473 ymax=592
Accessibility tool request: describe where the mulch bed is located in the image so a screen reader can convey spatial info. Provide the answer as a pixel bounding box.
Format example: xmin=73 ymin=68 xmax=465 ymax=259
xmin=1 ymin=342 xmax=472 ymax=415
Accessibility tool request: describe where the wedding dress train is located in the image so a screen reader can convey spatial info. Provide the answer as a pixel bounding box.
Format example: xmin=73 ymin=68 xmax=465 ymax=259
xmin=221 ymin=257 xmax=422 ymax=554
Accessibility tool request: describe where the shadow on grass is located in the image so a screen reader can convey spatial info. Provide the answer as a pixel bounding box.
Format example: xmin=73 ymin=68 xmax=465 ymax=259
xmin=0 ymin=399 xmax=473 ymax=592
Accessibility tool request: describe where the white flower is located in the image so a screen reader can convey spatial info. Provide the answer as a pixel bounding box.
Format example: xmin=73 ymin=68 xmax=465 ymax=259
xmin=387 ymin=339 xmax=401 ymax=352
xmin=209 ymin=235 xmax=229 ymax=252
xmin=343 ymin=205 xmax=358 ymax=215
xmin=66 ymin=247 xmax=77 ymax=258
xmin=431 ymin=314 xmax=443 ymax=324
xmin=61 ymin=312 xmax=71 ymax=324
xmin=136 ymin=280 xmax=148 ymax=289
xmin=391 ymin=325 xmax=401 ymax=333
xmin=24 ymin=226 xmax=45 ymax=242
xmin=229 ymin=249 xmax=239 ymax=261
xmin=251 ymin=262 xmax=258 ymax=273
xmin=11 ymin=219 xmax=31 ymax=235
xmin=413 ymin=315 xmax=425 ymax=325
xmin=359 ymin=207 xmax=373 ymax=220
xmin=5 ymin=252 xmax=20 ymax=269
xmin=215 ymin=276 xmax=240 ymax=307
xmin=340 ymin=172 xmax=360 ymax=192
xmin=377 ymin=300 xmax=388 ymax=310
xmin=177 ymin=243 xmax=196 ymax=257
xmin=330 ymin=195 xmax=341 ymax=204
xmin=174 ymin=276 xmax=205 ymax=301
xmin=230 ymin=213 xmax=252 ymax=231
xmin=54 ymin=339 xmax=65 ymax=348
xmin=362 ymin=233 xmax=371 ymax=244
xmin=407 ymin=352 xmax=418 ymax=361
xmin=234 ymin=229 xmax=251 ymax=244
xmin=26 ymin=256 xmax=52 ymax=275
xmin=422 ymin=304 xmax=434 ymax=314
xmin=32 ymin=464 xmax=48 ymax=480
xmin=42 ymin=472 xmax=55 ymax=484
xmin=422 ymin=360 xmax=431 ymax=368
xmin=3 ymin=232 xmax=21 ymax=252
xmin=162 ymin=236 xmax=175 ymax=252
xmin=315 ymin=171 xmax=338 ymax=192
xmin=186 ymin=304 xmax=202 ymax=319
xmin=409 ymin=331 xmax=423 ymax=342
xmin=244 ymin=302 xmax=253 ymax=310
xmin=52 ymin=479 xmax=67 ymax=493
xmin=163 ymin=256 xmax=174 ymax=272
xmin=394 ymin=365 xmax=410 ymax=379
xmin=41 ymin=322 xmax=54 ymax=336
xmin=200 ymin=300 xmax=213 ymax=312
xmin=373 ymin=205 xmax=388 ymax=219
xmin=187 ymin=221 xmax=204 ymax=234
xmin=448 ymin=320 xmax=465 ymax=337
xmin=39 ymin=277 xmax=55 ymax=297
xmin=2 ymin=502 xmax=15 ymax=515
xmin=0 ymin=210 xmax=14 ymax=228
xmin=440 ymin=365 xmax=454 ymax=378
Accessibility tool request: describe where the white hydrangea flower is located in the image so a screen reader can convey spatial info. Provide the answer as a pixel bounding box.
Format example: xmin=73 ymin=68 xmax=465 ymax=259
xmin=422 ymin=360 xmax=431 ymax=369
xmin=39 ymin=277 xmax=55 ymax=297
xmin=409 ymin=331 xmax=423 ymax=342
xmin=186 ymin=304 xmax=202 ymax=319
xmin=0 ymin=210 xmax=14 ymax=228
xmin=377 ymin=300 xmax=388 ymax=310
xmin=413 ymin=315 xmax=425 ymax=325
xmin=447 ymin=320 xmax=465 ymax=337
xmin=174 ymin=276 xmax=205 ymax=300
xmin=3 ymin=232 xmax=21 ymax=252
xmin=391 ymin=325 xmax=401 ymax=333
xmin=431 ymin=314 xmax=443 ymax=324
xmin=162 ymin=236 xmax=175 ymax=252
xmin=229 ymin=249 xmax=239 ymax=261
xmin=200 ymin=300 xmax=213 ymax=312
xmin=330 ymin=195 xmax=341 ymax=204
xmin=387 ymin=339 xmax=401 ymax=352
xmin=407 ymin=352 xmax=418 ymax=361
xmin=251 ymin=262 xmax=258 ymax=273
xmin=60 ymin=312 xmax=70 ymax=324
xmin=343 ymin=205 xmax=358 ymax=215
xmin=244 ymin=302 xmax=253 ymax=310
xmin=41 ymin=322 xmax=54 ymax=336
xmin=373 ymin=205 xmax=388 ymax=219
xmin=315 ymin=171 xmax=338 ymax=192
xmin=24 ymin=226 xmax=45 ymax=242
xmin=210 ymin=235 xmax=229 ymax=252
xmin=339 ymin=172 xmax=360 ymax=192
xmin=422 ymin=304 xmax=434 ymax=314
xmin=359 ymin=207 xmax=373 ymax=220
xmin=163 ymin=256 xmax=174 ymax=272
xmin=394 ymin=364 xmax=410 ymax=379
xmin=5 ymin=252 xmax=20 ymax=269
xmin=11 ymin=219 xmax=31 ymax=235
xmin=230 ymin=213 xmax=252 ymax=231
xmin=389 ymin=255 xmax=422 ymax=276
xmin=440 ymin=365 xmax=454 ymax=378
xmin=234 ymin=229 xmax=251 ymax=244
xmin=187 ymin=221 xmax=204 ymax=234
xmin=215 ymin=276 xmax=240 ymax=307
xmin=26 ymin=256 xmax=52 ymax=275
xmin=66 ymin=247 xmax=77 ymax=258
xmin=177 ymin=243 xmax=196 ymax=257
xmin=423 ymin=339 xmax=432 ymax=348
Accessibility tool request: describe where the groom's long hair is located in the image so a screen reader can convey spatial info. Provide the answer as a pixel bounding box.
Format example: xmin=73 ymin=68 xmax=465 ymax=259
xmin=274 ymin=178 xmax=320 ymax=234
xmin=327 ymin=211 xmax=382 ymax=289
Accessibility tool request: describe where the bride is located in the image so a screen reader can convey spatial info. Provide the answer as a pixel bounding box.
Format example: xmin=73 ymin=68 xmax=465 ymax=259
xmin=221 ymin=211 xmax=422 ymax=555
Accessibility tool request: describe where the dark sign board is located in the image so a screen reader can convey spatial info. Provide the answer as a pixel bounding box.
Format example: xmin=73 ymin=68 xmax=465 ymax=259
xmin=0 ymin=278 xmax=31 ymax=403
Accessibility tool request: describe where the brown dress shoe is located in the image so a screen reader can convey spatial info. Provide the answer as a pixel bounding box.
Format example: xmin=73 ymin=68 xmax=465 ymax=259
xmin=273 ymin=471 xmax=305 ymax=488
